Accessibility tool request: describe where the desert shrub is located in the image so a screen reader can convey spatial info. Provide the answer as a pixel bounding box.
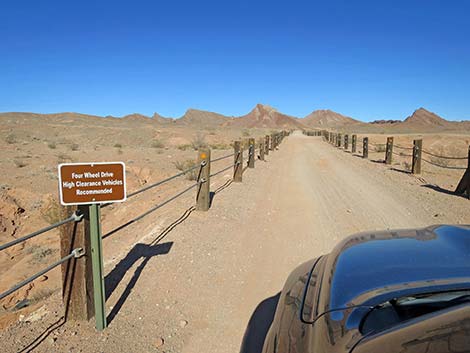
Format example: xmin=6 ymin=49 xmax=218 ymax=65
xmin=242 ymin=139 xmax=250 ymax=149
xmin=242 ymin=129 xmax=251 ymax=137
xmin=210 ymin=143 xmax=231 ymax=150
xmin=58 ymin=153 xmax=73 ymax=163
xmin=14 ymin=159 xmax=27 ymax=168
xmin=374 ymin=144 xmax=386 ymax=152
xmin=70 ymin=143 xmax=79 ymax=151
xmin=28 ymin=245 xmax=54 ymax=263
xmin=41 ymin=198 xmax=62 ymax=224
xmin=174 ymin=159 xmax=198 ymax=180
xmin=190 ymin=133 xmax=207 ymax=150
xmin=429 ymin=156 xmax=450 ymax=167
xmin=5 ymin=134 xmax=16 ymax=144
xmin=403 ymin=161 xmax=412 ymax=171
xmin=117 ymin=149 xmax=123 ymax=155
xmin=30 ymin=288 xmax=55 ymax=303
xmin=114 ymin=143 xmax=122 ymax=148
xmin=47 ymin=142 xmax=56 ymax=149
xmin=177 ymin=144 xmax=191 ymax=151
xmin=151 ymin=139 xmax=165 ymax=148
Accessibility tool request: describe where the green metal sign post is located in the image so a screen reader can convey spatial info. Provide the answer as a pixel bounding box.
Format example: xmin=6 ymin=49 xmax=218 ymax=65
xmin=89 ymin=203 xmax=107 ymax=331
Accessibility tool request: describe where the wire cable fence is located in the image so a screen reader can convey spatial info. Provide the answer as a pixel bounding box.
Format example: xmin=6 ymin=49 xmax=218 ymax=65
xmin=0 ymin=162 xmax=206 ymax=301
xmin=421 ymin=157 xmax=468 ymax=170
xmin=421 ymin=149 xmax=469 ymax=160
xmin=210 ymin=162 xmax=237 ymax=178
xmin=392 ymin=151 xmax=413 ymax=157
xmin=210 ymin=152 xmax=235 ymax=163
xmin=113 ymin=163 xmax=201 ymax=201
xmin=0 ymin=248 xmax=85 ymax=301
xmin=0 ymin=211 xmax=83 ymax=252
xmin=394 ymin=144 xmax=414 ymax=150
xmin=0 ymin=131 xmax=290 ymax=325
xmin=128 ymin=182 xmax=200 ymax=224
xmin=131 ymin=162 xmax=207 ymax=220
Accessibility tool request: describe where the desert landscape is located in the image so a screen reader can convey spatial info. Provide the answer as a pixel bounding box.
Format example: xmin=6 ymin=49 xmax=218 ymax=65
xmin=0 ymin=104 xmax=469 ymax=352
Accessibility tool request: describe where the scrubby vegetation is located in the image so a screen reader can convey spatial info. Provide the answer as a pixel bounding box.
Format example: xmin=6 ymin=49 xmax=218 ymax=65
xmin=174 ymin=159 xmax=198 ymax=180
xmin=191 ymin=133 xmax=207 ymax=150
xmin=151 ymin=139 xmax=165 ymax=148
xmin=374 ymin=144 xmax=386 ymax=152
xmin=5 ymin=134 xmax=16 ymax=144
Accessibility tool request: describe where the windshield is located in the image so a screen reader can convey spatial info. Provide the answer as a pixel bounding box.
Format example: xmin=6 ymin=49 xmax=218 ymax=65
xmin=360 ymin=290 xmax=470 ymax=335
xmin=394 ymin=290 xmax=470 ymax=306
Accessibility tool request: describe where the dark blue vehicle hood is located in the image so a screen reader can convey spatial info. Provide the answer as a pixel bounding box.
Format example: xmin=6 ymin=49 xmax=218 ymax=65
xmin=262 ymin=225 xmax=470 ymax=353
xmin=326 ymin=225 xmax=470 ymax=310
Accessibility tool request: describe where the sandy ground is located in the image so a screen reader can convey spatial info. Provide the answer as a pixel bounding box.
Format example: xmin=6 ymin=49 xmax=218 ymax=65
xmin=1 ymin=131 xmax=468 ymax=353
xmin=0 ymin=113 xmax=272 ymax=325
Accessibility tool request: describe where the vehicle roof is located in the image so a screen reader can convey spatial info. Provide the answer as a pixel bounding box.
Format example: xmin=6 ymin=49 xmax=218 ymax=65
xmin=328 ymin=225 xmax=470 ymax=309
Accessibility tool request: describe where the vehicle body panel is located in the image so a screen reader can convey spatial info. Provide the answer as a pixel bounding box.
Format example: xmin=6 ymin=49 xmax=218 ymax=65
xmin=262 ymin=225 xmax=470 ymax=353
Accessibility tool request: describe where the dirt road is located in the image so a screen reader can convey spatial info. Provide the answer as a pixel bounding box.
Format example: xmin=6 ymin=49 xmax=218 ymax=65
xmin=4 ymin=131 xmax=469 ymax=353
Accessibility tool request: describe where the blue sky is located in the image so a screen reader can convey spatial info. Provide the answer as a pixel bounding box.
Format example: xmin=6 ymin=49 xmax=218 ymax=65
xmin=1 ymin=0 xmax=469 ymax=121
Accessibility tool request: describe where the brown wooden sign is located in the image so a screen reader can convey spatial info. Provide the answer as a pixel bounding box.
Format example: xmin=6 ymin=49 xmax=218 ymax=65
xmin=58 ymin=162 xmax=126 ymax=205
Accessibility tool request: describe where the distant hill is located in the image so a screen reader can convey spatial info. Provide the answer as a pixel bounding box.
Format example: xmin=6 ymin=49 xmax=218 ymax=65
xmin=121 ymin=113 xmax=153 ymax=123
xmin=402 ymin=108 xmax=450 ymax=127
xmin=1 ymin=106 xmax=468 ymax=133
xmin=228 ymin=104 xmax=305 ymax=129
xmin=152 ymin=112 xmax=174 ymax=124
xmin=300 ymin=109 xmax=362 ymax=128
xmin=355 ymin=108 xmax=469 ymax=133
xmin=176 ymin=109 xmax=231 ymax=128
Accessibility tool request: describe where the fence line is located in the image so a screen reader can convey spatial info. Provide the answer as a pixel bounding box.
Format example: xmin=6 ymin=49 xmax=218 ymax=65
xmin=421 ymin=149 xmax=468 ymax=160
xmin=421 ymin=157 xmax=468 ymax=170
xmin=0 ymin=248 xmax=85 ymax=301
xmin=392 ymin=151 xmax=413 ymax=157
xmin=309 ymin=129 xmax=470 ymax=199
xmin=0 ymin=129 xmax=290 ymax=332
xmin=210 ymin=153 xmax=235 ymax=163
xmin=127 ymin=163 xmax=201 ymax=199
xmin=0 ymin=211 xmax=83 ymax=252
xmin=210 ymin=163 xmax=237 ymax=178
xmin=394 ymin=144 xmax=414 ymax=150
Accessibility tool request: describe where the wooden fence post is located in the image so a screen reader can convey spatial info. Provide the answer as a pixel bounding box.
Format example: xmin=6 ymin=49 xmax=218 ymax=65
xmin=352 ymin=135 xmax=357 ymax=153
xmin=344 ymin=135 xmax=349 ymax=150
xmin=412 ymin=139 xmax=422 ymax=174
xmin=455 ymin=145 xmax=470 ymax=198
xmin=385 ymin=137 xmax=394 ymax=165
xmin=234 ymin=141 xmax=243 ymax=182
xmin=60 ymin=205 xmax=94 ymax=322
xmin=196 ymin=148 xmax=211 ymax=211
xmin=259 ymin=139 xmax=265 ymax=161
xmin=248 ymin=138 xmax=255 ymax=168
xmin=270 ymin=134 xmax=274 ymax=151
xmin=363 ymin=137 xmax=369 ymax=159
xmin=337 ymin=133 xmax=342 ymax=147
xmin=265 ymin=135 xmax=270 ymax=156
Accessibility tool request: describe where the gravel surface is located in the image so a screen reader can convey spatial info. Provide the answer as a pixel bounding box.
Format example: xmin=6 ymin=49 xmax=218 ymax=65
xmin=1 ymin=131 xmax=468 ymax=353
